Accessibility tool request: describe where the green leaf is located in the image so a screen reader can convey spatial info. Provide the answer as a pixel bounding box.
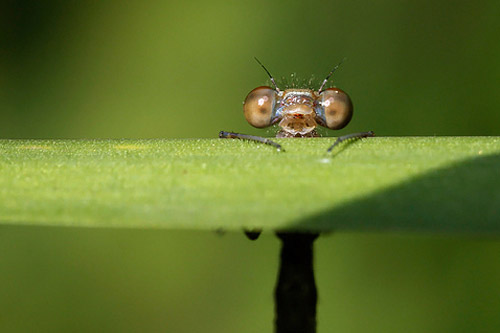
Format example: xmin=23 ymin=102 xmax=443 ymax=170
xmin=1 ymin=137 xmax=499 ymax=232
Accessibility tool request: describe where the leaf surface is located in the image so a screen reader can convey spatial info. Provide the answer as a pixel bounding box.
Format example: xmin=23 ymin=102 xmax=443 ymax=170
xmin=1 ymin=137 xmax=499 ymax=233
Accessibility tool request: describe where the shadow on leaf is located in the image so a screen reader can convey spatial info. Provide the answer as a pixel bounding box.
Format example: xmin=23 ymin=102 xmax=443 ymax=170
xmin=291 ymin=153 xmax=500 ymax=233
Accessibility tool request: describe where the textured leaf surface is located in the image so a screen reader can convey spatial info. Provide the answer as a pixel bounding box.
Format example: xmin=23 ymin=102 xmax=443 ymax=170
xmin=1 ymin=137 xmax=499 ymax=233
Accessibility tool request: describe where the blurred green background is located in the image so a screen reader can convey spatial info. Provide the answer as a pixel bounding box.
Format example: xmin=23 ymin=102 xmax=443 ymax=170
xmin=1 ymin=0 xmax=500 ymax=332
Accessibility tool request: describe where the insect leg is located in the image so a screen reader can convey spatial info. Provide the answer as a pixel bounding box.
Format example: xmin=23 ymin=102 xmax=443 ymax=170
xmin=219 ymin=131 xmax=284 ymax=152
xmin=326 ymin=131 xmax=374 ymax=153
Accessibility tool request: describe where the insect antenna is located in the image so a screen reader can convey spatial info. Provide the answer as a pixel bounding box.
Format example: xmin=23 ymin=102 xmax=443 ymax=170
xmin=318 ymin=57 xmax=347 ymax=93
xmin=254 ymin=57 xmax=281 ymax=93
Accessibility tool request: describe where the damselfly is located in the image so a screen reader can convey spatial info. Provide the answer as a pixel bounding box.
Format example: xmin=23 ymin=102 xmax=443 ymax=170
xmin=220 ymin=58 xmax=374 ymax=152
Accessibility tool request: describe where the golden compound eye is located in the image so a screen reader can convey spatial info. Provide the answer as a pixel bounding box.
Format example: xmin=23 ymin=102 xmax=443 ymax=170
xmin=317 ymin=88 xmax=353 ymax=130
xmin=243 ymin=86 xmax=277 ymax=128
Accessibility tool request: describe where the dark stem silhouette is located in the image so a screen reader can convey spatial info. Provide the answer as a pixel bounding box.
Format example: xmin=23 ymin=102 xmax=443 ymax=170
xmin=275 ymin=232 xmax=319 ymax=333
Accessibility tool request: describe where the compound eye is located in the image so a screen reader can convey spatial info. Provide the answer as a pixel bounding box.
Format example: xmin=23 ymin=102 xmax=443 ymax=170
xmin=318 ymin=88 xmax=353 ymax=130
xmin=243 ymin=86 xmax=277 ymax=128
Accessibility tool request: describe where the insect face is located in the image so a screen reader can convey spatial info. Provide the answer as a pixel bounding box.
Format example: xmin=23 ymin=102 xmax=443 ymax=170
xmin=243 ymin=85 xmax=353 ymax=137
xmin=275 ymin=89 xmax=317 ymax=137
